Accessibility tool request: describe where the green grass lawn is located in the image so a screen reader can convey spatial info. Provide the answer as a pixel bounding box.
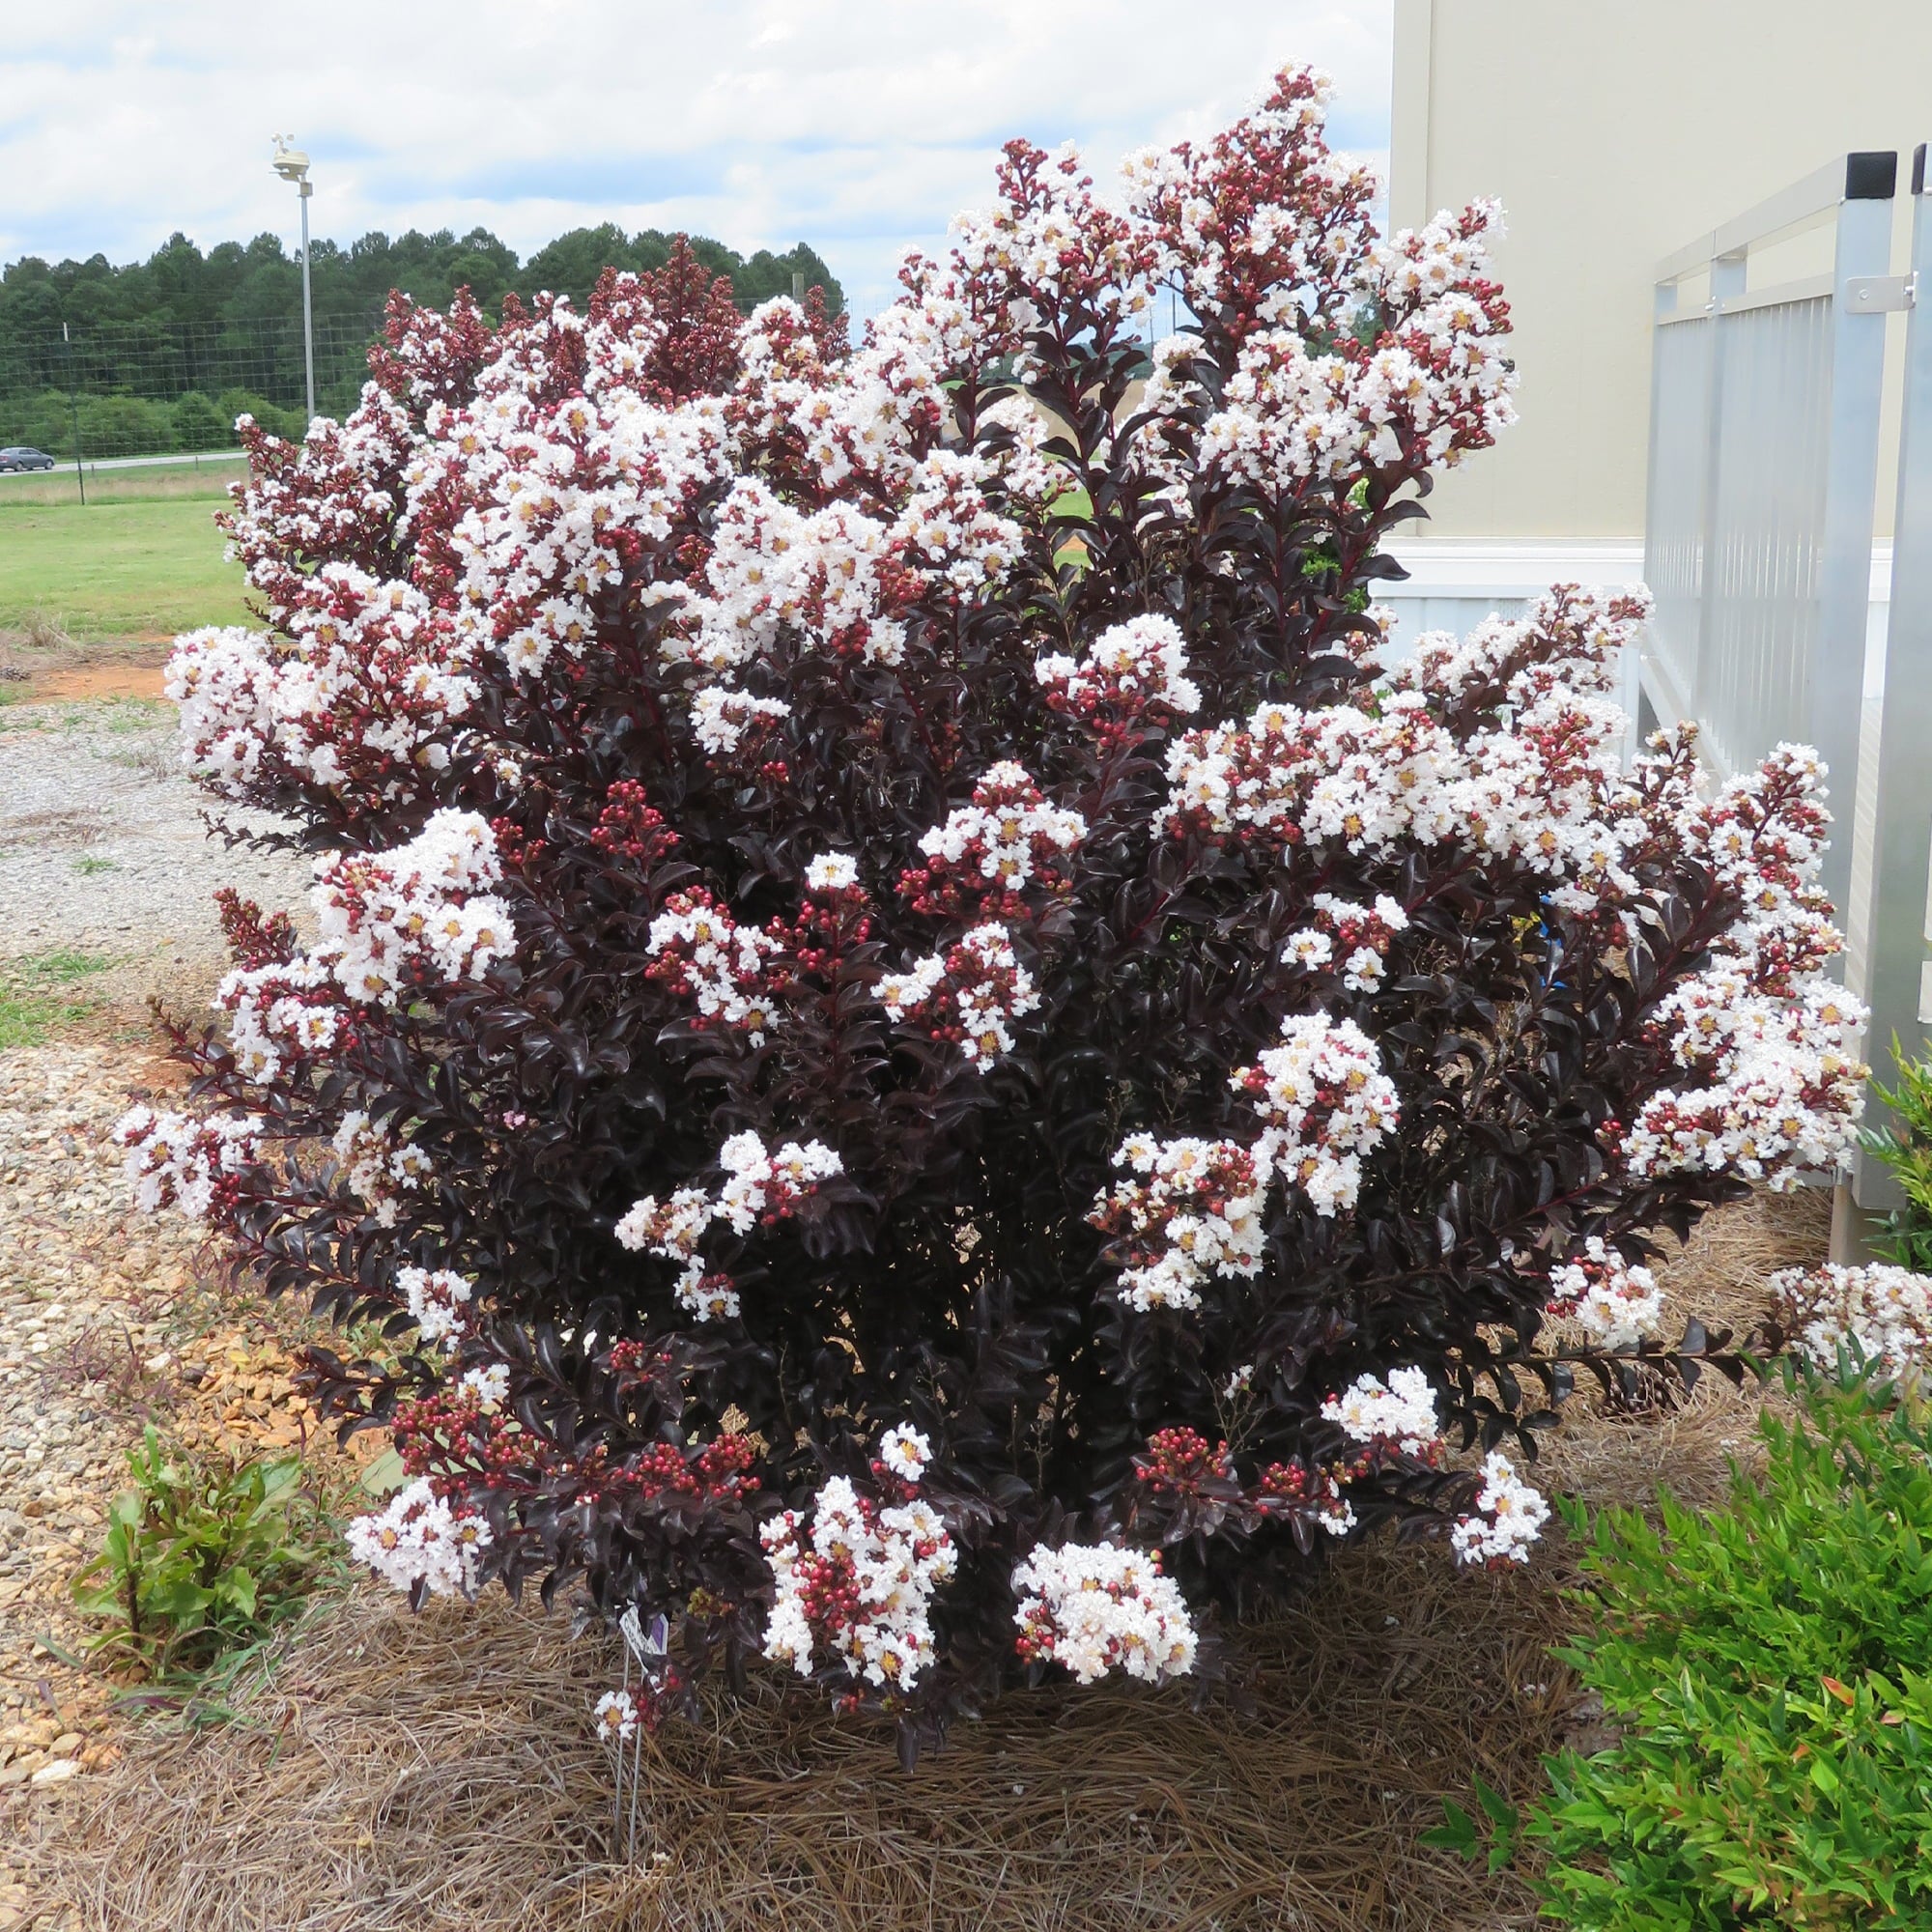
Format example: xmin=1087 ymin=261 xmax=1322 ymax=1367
xmin=0 ymin=456 xmax=249 ymax=508
xmin=0 ymin=495 xmax=251 ymax=639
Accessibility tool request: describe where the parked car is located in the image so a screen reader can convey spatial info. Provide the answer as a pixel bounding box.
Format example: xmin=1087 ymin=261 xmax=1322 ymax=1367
xmin=0 ymin=447 xmax=56 ymax=472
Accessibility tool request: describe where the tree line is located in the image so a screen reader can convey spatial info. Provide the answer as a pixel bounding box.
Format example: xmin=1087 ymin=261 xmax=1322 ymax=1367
xmin=0 ymin=224 xmax=843 ymax=458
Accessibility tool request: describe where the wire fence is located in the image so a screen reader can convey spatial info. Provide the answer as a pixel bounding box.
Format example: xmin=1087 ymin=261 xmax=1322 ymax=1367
xmin=0 ymin=271 xmax=842 ymax=467
xmin=0 ymin=311 xmax=390 ymax=462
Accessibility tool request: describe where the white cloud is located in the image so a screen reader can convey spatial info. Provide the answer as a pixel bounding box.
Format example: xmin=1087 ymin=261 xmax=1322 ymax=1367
xmin=0 ymin=1 xmax=1392 ymax=317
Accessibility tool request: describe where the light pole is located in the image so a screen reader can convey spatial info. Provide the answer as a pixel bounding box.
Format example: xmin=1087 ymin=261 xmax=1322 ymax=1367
xmin=272 ymin=136 xmax=317 ymax=422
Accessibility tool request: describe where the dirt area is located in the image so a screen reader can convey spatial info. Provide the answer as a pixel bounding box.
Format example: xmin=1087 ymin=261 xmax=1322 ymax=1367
xmin=28 ymin=667 xmax=172 ymax=704
xmin=0 ymin=637 xmax=178 ymax=707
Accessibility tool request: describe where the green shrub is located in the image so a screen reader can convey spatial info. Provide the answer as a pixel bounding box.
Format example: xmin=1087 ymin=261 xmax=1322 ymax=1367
xmin=171 ymin=390 xmax=230 ymax=452
xmin=71 ymin=1425 xmax=341 ymax=1681
xmin=214 ymin=386 xmax=305 ymax=442
xmin=75 ymin=393 xmax=179 ymax=459
xmin=1528 ymin=1368 xmax=1932 ymax=1929
xmin=1865 ymin=1039 xmax=1932 ymax=1272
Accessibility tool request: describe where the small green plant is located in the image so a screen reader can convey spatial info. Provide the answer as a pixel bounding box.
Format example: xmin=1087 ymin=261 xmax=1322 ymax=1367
xmin=1422 ymin=1773 xmax=1521 ymax=1874
xmin=1523 ymin=1365 xmax=1932 ymax=1930
xmin=1865 ymin=1037 xmax=1932 ymax=1270
xmin=72 ymin=854 xmax=120 ymax=876
xmin=0 ymin=948 xmax=112 ymax=1046
xmin=71 ymin=1425 xmax=341 ymax=1682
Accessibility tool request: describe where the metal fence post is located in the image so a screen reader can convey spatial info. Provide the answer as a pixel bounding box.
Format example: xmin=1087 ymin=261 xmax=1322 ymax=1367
xmin=1631 ymin=275 xmax=1682 ymax=762
xmin=1690 ymin=246 xmax=1747 ymax=731
xmin=1846 ymin=145 xmax=1932 ymax=1229
xmin=1809 ymin=154 xmax=1897 ymax=927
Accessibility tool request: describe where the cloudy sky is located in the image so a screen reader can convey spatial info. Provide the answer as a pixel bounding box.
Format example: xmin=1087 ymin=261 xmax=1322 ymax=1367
xmin=2 ymin=1 xmax=1394 ymax=318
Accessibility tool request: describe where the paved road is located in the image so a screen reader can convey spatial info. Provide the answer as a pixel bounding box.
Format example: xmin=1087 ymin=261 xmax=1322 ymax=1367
xmin=0 ymin=448 xmax=247 ymax=478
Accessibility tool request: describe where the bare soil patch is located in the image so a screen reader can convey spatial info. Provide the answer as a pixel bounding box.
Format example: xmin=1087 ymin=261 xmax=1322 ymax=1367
xmin=30 ymin=667 xmax=170 ymax=704
xmin=0 ymin=638 xmax=174 ymax=707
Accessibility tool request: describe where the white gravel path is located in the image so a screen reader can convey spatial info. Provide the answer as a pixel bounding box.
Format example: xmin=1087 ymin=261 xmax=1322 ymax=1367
xmin=0 ymin=698 xmax=308 ymax=997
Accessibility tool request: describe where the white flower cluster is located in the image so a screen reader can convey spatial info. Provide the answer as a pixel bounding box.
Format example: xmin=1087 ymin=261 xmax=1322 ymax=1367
xmin=592 ymin=1688 xmax=638 ymax=1743
xmin=804 ymin=851 xmax=862 ymax=894
xmin=1035 ymin=612 xmax=1201 ymax=727
xmin=912 ymin=762 xmax=1087 ymax=904
xmin=312 ymin=809 xmax=512 ymax=1007
xmin=1621 ymin=749 xmax=1866 ymax=1190
xmin=169 ymin=581 xmax=478 ymax=801
xmin=345 ymin=1477 xmax=493 ymax=1598
xmin=178 ymin=385 xmax=486 ymax=804
xmin=186 ymin=815 xmax=500 ymax=1086
xmin=690 ymin=685 xmax=791 ymax=757
xmin=1160 ymin=693 xmax=1447 ymax=849
xmin=1623 ymin=977 xmax=1864 ymax=1191
xmin=190 ymin=261 xmax=1036 ymax=822
xmin=1159 ymin=683 xmax=1623 ymax=888
xmin=733 ymin=294 xmax=943 ymax=497
xmin=329 ymin=1109 xmax=434 ymax=1226
xmin=166 ymin=625 xmax=278 ymax=790
xmin=113 ymin=1107 xmax=263 ymax=1221
xmin=1239 ymin=1013 xmax=1401 ymax=1215
xmin=761 ymin=1466 xmax=957 ymax=1691
xmin=1449 ymin=1452 xmax=1548 ymax=1568
xmin=427 ymin=305 xmax=735 ymax=681
xmin=1121 ymin=68 xmax=1374 ymax=330
xmin=615 ymin=1131 xmax=843 ymax=1321
xmin=876 ymin=1423 xmax=932 ymax=1483
xmin=645 ymin=891 xmax=782 ymax=1044
xmin=1382 ymin=590 xmax=1630 ymax=712
xmin=941 ymin=141 xmax=1153 ymax=358
xmin=459 ymin=1361 xmax=511 ymax=1408
xmin=1096 ymin=1012 xmax=1398 ymax=1313
xmin=398 ymin=1264 xmax=474 ymax=1350
xmin=1195 ymin=293 xmax=1515 ymax=490
xmin=1770 ymin=1262 xmax=1932 ymax=1379
xmin=878 ymin=922 xmax=1040 ymax=1068
xmin=1094 ymin=1137 xmax=1266 ymax=1312
xmin=1322 ymin=1366 xmax=1441 ymax=1457
xmin=1545 ymin=1237 xmax=1664 ymax=1350
xmin=892 ymin=446 xmax=1028 ymax=595
xmin=1132 ymin=184 xmax=1512 ymax=506
xmin=677 ymin=478 xmax=907 ymax=671
xmin=668 ymin=426 xmax=1018 ymax=696
xmin=1158 ymin=590 xmax=1648 ymax=912
xmin=974 ymin=392 xmax=1065 ymax=514
xmin=1283 ymin=893 xmax=1410 ymax=992
xmin=1011 ymin=1542 xmax=1199 ymax=1685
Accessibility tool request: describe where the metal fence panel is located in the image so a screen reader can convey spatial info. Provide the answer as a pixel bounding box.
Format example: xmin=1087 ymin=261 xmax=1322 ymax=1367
xmin=1641 ymin=152 xmax=1898 ymax=926
xmin=1698 ymin=292 xmax=1833 ymax=776
xmin=1641 ymin=310 xmax=1711 ymax=726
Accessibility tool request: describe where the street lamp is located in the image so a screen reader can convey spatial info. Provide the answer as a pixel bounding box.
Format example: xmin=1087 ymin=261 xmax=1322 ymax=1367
xmin=271 ymin=135 xmax=317 ymax=422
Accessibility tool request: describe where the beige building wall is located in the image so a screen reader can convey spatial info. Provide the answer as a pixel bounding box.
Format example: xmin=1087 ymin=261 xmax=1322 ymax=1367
xmin=1390 ymin=0 xmax=1932 ymax=541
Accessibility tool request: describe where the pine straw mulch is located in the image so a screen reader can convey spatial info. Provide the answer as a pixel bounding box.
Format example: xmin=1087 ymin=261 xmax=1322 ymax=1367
xmin=15 ymin=1189 xmax=1831 ymax=1932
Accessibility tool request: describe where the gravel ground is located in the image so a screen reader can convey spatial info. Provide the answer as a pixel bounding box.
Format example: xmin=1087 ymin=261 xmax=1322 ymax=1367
xmin=0 ymin=697 xmax=308 ymax=1008
xmin=0 ymin=1045 xmax=195 ymax=1922
xmin=0 ymin=699 xmax=320 ymax=1929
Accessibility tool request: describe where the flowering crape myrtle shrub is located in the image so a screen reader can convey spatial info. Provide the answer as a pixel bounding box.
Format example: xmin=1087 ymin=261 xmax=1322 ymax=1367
xmin=129 ymin=70 xmax=1871 ymax=1755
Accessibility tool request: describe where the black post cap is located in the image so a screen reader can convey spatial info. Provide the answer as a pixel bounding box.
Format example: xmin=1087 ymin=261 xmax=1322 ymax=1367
xmin=1845 ymin=151 xmax=1898 ymax=200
